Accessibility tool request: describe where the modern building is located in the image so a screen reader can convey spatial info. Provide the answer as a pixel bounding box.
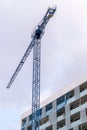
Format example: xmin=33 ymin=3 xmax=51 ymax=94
xmin=21 ymin=81 xmax=87 ymax=130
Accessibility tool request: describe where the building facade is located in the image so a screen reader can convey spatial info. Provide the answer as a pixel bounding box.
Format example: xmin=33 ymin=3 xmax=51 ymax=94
xmin=21 ymin=81 xmax=87 ymax=130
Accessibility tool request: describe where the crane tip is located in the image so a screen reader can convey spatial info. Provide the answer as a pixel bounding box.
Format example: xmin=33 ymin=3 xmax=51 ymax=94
xmin=6 ymin=85 xmax=10 ymax=89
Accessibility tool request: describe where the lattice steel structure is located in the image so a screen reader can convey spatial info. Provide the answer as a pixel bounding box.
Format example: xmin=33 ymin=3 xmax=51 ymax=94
xmin=6 ymin=6 xmax=56 ymax=130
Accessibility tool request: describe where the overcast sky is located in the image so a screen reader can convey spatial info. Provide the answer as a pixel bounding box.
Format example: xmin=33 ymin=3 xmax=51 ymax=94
xmin=0 ymin=0 xmax=87 ymax=130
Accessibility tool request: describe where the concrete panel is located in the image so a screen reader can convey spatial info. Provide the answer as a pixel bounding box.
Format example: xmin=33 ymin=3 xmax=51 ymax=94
xmin=80 ymin=109 xmax=86 ymax=123
xmin=65 ymin=104 xmax=70 ymax=116
xmin=65 ymin=116 xmax=71 ymax=129
xmin=53 ymin=123 xmax=57 ymax=130
xmin=42 ymin=107 xmax=45 ymax=117
xmin=49 ymin=111 xmax=56 ymax=124
xmin=49 ymin=113 xmax=53 ymax=124
xmin=26 ymin=116 xmax=29 ymax=125
xmin=53 ymin=111 xmax=57 ymax=123
xmin=52 ymin=100 xmax=57 ymax=111
xmin=41 ymin=128 xmax=45 ymax=130
xmin=73 ymin=126 xmax=78 ymax=130
xmin=74 ymin=86 xmax=80 ymax=99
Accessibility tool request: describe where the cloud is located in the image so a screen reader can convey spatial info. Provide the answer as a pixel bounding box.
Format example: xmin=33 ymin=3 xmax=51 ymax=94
xmin=0 ymin=0 xmax=87 ymax=130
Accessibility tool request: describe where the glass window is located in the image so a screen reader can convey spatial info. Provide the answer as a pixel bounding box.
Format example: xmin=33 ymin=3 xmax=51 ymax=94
xmin=79 ymin=82 xmax=87 ymax=92
xmin=70 ymin=112 xmax=80 ymax=123
xmin=57 ymin=95 xmax=65 ymax=105
xmin=29 ymin=109 xmax=42 ymax=121
xmin=29 ymin=114 xmax=32 ymax=121
xmin=70 ymin=99 xmax=80 ymax=110
xmin=86 ymin=108 xmax=87 ymax=116
xmin=79 ymin=122 xmax=87 ymax=130
xmin=57 ymin=107 xmax=65 ymax=117
xmin=46 ymin=125 xmax=52 ymax=130
xmin=81 ymin=95 xmax=87 ymax=105
xmin=37 ymin=108 xmax=42 ymax=117
xmin=57 ymin=119 xmax=65 ymax=129
xmin=40 ymin=116 xmax=49 ymax=126
xmin=27 ymin=125 xmax=32 ymax=130
xmin=22 ymin=118 xmax=26 ymax=126
xmin=46 ymin=102 xmax=52 ymax=112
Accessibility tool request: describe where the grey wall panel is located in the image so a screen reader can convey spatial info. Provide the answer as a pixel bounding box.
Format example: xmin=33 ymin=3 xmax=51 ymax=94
xmin=65 ymin=116 xmax=71 ymax=129
xmin=49 ymin=111 xmax=56 ymax=124
xmin=80 ymin=109 xmax=86 ymax=123
xmin=42 ymin=107 xmax=45 ymax=117
xmin=52 ymin=100 xmax=56 ymax=111
xmin=74 ymin=86 xmax=80 ymax=99
xmin=73 ymin=126 xmax=78 ymax=130
xmin=53 ymin=123 xmax=57 ymax=130
xmin=65 ymin=104 xmax=70 ymax=116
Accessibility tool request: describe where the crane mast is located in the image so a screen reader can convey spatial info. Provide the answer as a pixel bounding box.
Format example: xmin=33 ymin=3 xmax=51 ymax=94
xmin=6 ymin=6 xmax=56 ymax=130
xmin=32 ymin=39 xmax=41 ymax=130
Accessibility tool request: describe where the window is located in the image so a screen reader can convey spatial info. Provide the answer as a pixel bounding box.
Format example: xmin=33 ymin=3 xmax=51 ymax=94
xmin=57 ymin=95 xmax=65 ymax=105
xmin=69 ymin=90 xmax=74 ymax=98
xmin=66 ymin=90 xmax=74 ymax=101
xmin=81 ymin=95 xmax=87 ymax=105
xmin=37 ymin=108 xmax=42 ymax=117
xmin=66 ymin=92 xmax=71 ymax=100
xmin=86 ymin=108 xmax=87 ymax=116
xmin=29 ymin=109 xmax=42 ymax=121
xmin=27 ymin=125 xmax=32 ymax=130
xmin=79 ymin=82 xmax=87 ymax=92
xmin=39 ymin=108 xmax=42 ymax=116
xmin=40 ymin=116 xmax=49 ymax=126
xmin=57 ymin=107 xmax=65 ymax=117
xmin=29 ymin=114 xmax=32 ymax=121
xmin=46 ymin=125 xmax=52 ymax=130
xmin=57 ymin=119 xmax=65 ymax=129
xmin=46 ymin=102 xmax=52 ymax=112
xmin=70 ymin=99 xmax=80 ymax=110
xmin=22 ymin=118 xmax=26 ymax=126
xmin=79 ymin=122 xmax=87 ymax=130
xmin=70 ymin=112 xmax=80 ymax=123
xmin=69 ymin=95 xmax=87 ymax=111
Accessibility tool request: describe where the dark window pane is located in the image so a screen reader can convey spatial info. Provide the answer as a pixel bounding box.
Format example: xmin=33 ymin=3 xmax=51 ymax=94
xmin=27 ymin=125 xmax=32 ymax=130
xmin=46 ymin=102 xmax=52 ymax=112
xmin=57 ymin=95 xmax=65 ymax=105
xmin=57 ymin=107 xmax=65 ymax=117
xmin=37 ymin=108 xmax=42 ymax=117
xmin=46 ymin=125 xmax=52 ymax=130
xmin=29 ymin=114 xmax=32 ymax=121
xmin=66 ymin=92 xmax=71 ymax=100
xmin=79 ymin=82 xmax=87 ymax=92
xmin=22 ymin=118 xmax=26 ymax=126
xmin=29 ymin=109 xmax=42 ymax=121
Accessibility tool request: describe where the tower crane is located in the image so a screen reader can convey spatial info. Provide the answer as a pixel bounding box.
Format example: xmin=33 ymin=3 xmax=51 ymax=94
xmin=6 ymin=6 xmax=56 ymax=130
